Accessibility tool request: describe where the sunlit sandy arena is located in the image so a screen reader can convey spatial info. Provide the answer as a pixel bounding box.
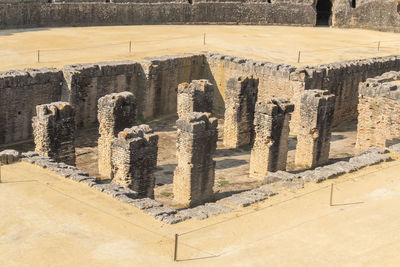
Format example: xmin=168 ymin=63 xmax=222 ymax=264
xmin=1 ymin=25 xmax=400 ymax=70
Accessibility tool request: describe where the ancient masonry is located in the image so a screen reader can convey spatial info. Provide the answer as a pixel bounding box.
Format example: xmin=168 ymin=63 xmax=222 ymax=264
xmin=295 ymin=90 xmax=335 ymax=169
xmin=177 ymin=79 xmax=214 ymax=117
xmin=223 ymin=76 xmax=259 ymax=148
xmin=32 ymin=102 xmax=76 ymax=166
xmin=249 ymin=99 xmax=294 ymax=179
xmin=356 ymin=71 xmax=400 ymax=151
xmin=98 ymin=92 xmax=136 ymax=178
xmin=111 ymin=125 xmax=158 ymax=199
xmin=173 ymin=112 xmax=218 ymax=207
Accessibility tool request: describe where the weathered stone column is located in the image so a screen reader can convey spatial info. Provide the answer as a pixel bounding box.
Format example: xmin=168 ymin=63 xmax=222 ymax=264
xmin=223 ymin=76 xmax=259 ymax=148
xmin=173 ymin=112 xmax=218 ymax=207
xmin=111 ymin=125 xmax=158 ymax=198
xmin=177 ymin=79 xmax=213 ymax=117
xmin=295 ymin=90 xmax=335 ymax=169
xmin=32 ymin=102 xmax=76 ymax=165
xmin=249 ymin=99 xmax=294 ymax=178
xmin=98 ymin=92 xmax=136 ymax=178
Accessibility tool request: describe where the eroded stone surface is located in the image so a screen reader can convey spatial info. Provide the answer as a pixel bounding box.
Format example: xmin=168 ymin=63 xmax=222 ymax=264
xmin=32 ymin=102 xmax=76 ymax=166
xmin=177 ymin=79 xmax=213 ymax=117
xmin=98 ymin=91 xmax=136 ymax=178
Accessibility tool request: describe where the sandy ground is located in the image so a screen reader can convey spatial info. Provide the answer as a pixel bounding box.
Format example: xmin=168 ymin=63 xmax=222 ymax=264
xmin=1 ymin=157 xmax=400 ymax=266
xmin=1 ymin=116 xmax=357 ymax=207
xmin=1 ymin=25 xmax=400 ymax=70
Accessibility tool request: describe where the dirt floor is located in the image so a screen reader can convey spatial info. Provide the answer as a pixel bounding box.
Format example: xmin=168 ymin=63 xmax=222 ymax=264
xmin=1 ymin=158 xmax=400 ymax=266
xmin=1 ymin=25 xmax=400 ymax=70
xmin=2 ymin=115 xmax=358 ymax=208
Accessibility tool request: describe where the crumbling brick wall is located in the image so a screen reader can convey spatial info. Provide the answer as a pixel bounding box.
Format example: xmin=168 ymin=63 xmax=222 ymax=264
xmin=295 ymin=90 xmax=335 ymax=169
xmin=356 ymin=71 xmax=400 ymax=151
xmin=32 ymin=102 xmax=76 ymax=165
xmin=173 ymin=112 xmax=218 ymax=207
xmin=111 ymin=124 xmax=158 ymax=198
xmin=249 ymin=99 xmax=294 ymax=179
xmin=177 ymin=79 xmax=213 ymax=117
xmin=98 ymin=91 xmax=136 ymax=178
xmin=223 ymin=76 xmax=259 ymax=148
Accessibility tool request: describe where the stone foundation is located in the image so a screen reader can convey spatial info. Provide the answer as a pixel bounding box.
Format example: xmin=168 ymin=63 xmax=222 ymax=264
xmin=356 ymin=71 xmax=400 ymax=151
xmin=177 ymin=79 xmax=213 ymax=117
xmin=173 ymin=112 xmax=218 ymax=207
xmin=32 ymin=102 xmax=76 ymax=165
xmin=111 ymin=125 xmax=158 ymax=198
xmin=223 ymin=76 xmax=259 ymax=148
xmin=295 ymin=90 xmax=335 ymax=169
xmin=249 ymin=99 xmax=294 ymax=179
xmin=97 ymin=92 xmax=136 ymax=178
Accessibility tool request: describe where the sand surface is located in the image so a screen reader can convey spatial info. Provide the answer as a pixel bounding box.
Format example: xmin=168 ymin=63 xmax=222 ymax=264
xmin=1 ymin=158 xmax=400 ymax=266
xmin=1 ymin=25 xmax=400 ymax=70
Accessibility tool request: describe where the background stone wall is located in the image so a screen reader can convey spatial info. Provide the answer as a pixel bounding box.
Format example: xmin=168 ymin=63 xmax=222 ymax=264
xmin=0 ymin=2 xmax=316 ymax=29
xmin=332 ymin=0 xmax=400 ymax=32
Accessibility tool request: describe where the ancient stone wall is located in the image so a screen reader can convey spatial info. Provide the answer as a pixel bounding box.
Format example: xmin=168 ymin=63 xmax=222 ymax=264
xmin=173 ymin=112 xmax=218 ymax=207
xmin=0 ymin=3 xmax=316 ymax=30
xmin=98 ymin=92 xmax=136 ymax=178
xmin=145 ymin=55 xmax=206 ymax=118
xmin=249 ymin=99 xmax=294 ymax=179
xmin=356 ymin=71 xmax=400 ymax=151
xmin=32 ymin=102 xmax=76 ymax=165
xmin=177 ymin=79 xmax=213 ymax=117
xmin=223 ymin=76 xmax=259 ymax=148
xmin=295 ymin=90 xmax=335 ymax=169
xmin=111 ymin=124 xmax=158 ymax=198
xmin=332 ymin=0 xmax=400 ymax=32
xmin=62 ymin=61 xmax=146 ymax=128
xmin=0 ymin=68 xmax=65 ymax=145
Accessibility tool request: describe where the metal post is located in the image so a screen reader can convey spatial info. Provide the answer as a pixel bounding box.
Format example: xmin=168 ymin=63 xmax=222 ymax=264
xmin=37 ymin=49 xmax=40 ymax=63
xmin=378 ymin=41 xmax=380 ymax=52
xmin=129 ymin=41 xmax=132 ymax=53
xmin=174 ymin=234 xmax=178 ymax=261
xmin=297 ymin=51 xmax=301 ymax=64
xmin=203 ymin=33 xmax=206 ymax=45
xmin=329 ymin=183 xmax=333 ymax=206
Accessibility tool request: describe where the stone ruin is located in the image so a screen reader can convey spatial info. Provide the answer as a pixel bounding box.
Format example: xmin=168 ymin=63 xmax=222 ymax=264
xmin=295 ymin=90 xmax=335 ymax=169
xmin=173 ymin=112 xmax=218 ymax=208
xmin=177 ymin=79 xmax=214 ymax=117
xmin=32 ymin=102 xmax=76 ymax=166
xmin=98 ymin=92 xmax=136 ymax=178
xmin=356 ymin=71 xmax=400 ymax=151
xmin=111 ymin=125 xmax=158 ymax=199
xmin=223 ymin=76 xmax=259 ymax=148
xmin=249 ymin=99 xmax=294 ymax=179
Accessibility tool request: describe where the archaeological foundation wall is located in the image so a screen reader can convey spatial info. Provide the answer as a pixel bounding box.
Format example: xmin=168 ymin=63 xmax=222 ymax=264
xmin=2 ymin=54 xmax=400 ymax=146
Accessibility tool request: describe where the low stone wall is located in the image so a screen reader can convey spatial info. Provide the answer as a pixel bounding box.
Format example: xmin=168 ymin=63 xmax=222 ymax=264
xmin=0 ymin=2 xmax=315 ymax=30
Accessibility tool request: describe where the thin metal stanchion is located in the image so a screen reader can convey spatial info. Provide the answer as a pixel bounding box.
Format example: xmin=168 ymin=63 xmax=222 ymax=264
xmin=37 ymin=49 xmax=40 ymax=63
xmin=298 ymin=51 xmax=301 ymax=63
xmin=129 ymin=41 xmax=132 ymax=53
xmin=203 ymin=33 xmax=206 ymax=45
xmin=378 ymin=41 xmax=381 ymax=51
xmin=174 ymin=233 xmax=179 ymax=261
xmin=329 ymin=183 xmax=334 ymax=206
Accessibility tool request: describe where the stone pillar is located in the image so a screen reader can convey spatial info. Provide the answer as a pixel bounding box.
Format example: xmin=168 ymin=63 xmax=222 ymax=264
xmin=32 ymin=102 xmax=76 ymax=165
xmin=249 ymin=99 xmax=294 ymax=178
xmin=111 ymin=125 xmax=158 ymax=198
xmin=223 ymin=76 xmax=259 ymax=148
xmin=173 ymin=112 xmax=218 ymax=207
xmin=177 ymin=79 xmax=213 ymax=117
xmin=98 ymin=92 xmax=136 ymax=178
xmin=295 ymin=90 xmax=335 ymax=169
